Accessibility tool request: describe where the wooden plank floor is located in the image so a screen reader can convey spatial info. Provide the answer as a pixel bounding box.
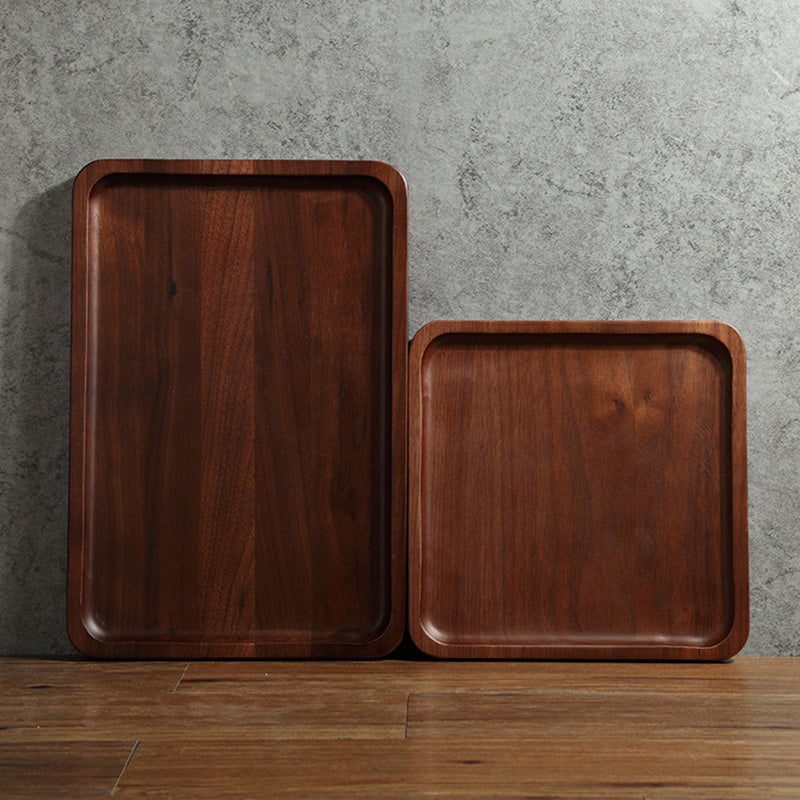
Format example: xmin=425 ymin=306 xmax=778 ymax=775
xmin=1 ymin=657 xmax=799 ymax=798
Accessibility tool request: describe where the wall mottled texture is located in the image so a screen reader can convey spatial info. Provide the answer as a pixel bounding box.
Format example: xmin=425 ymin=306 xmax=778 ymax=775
xmin=1 ymin=0 xmax=798 ymax=655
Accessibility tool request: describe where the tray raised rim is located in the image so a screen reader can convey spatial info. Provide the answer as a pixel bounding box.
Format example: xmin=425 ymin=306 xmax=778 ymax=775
xmin=68 ymin=159 xmax=408 ymax=659
xmin=408 ymin=319 xmax=749 ymax=661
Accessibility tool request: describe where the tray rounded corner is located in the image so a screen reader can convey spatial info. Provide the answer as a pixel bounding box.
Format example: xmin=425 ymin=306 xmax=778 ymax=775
xmin=73 ymin=159 xmax=120 ymax=193
xmin=410 ymin=320 xmax=459 ymax=362
xmin=706 ymin=604 xmax=750 ymax=661
xmin=66 ymin=610 xmax=107 ymax=659
xmin=408 ymin=621 xmax=442 ymax=659
xmin=359 ymin=161 xmax=408 ymax=200
xmin=408 ymin=611 xmax=456 ymax=658
xmin=364 ymin=609 xmax=408 ymax=658
xmin=700 ymin=320 xmax=747 ymax=365
xmin=74 ymin=158 xmax=111 ymax=182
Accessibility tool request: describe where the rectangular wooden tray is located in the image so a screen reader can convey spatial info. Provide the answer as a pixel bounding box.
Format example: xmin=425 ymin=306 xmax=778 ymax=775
xmin=68 ymin=159 xmax=407 ymax=658
xmin=409 ymin=320 xmax=748 ymax=660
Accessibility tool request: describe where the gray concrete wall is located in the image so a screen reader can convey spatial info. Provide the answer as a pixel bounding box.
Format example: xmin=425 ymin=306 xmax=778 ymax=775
xmin=1 ymin=0 xmax=798 ymax=655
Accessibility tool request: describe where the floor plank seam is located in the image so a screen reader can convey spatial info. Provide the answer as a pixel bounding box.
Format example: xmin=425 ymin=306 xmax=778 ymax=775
xmin=111 ymin=739 xmax=139 ymax=795
xmin=172 ymin=663 xmax=190 ymax=693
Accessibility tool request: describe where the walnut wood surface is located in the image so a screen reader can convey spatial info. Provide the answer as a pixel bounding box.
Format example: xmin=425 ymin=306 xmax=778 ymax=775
xmin=409 ymin=320 xmax=748 ymax=660
xmin=68 ymin=159 xmax=407 ymax=658
xmin=2 ymin=658 xmax=798 ymax=798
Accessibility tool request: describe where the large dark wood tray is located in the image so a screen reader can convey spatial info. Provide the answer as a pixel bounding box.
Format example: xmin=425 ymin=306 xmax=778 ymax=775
xmin=68 ymin=159 xmax=407 ymax=658
xmin=409 ymin=320 xmax=748 ymax=660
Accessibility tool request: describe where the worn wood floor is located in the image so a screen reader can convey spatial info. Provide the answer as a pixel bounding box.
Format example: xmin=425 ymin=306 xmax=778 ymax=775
xmin=1 ymin=657 xmax=799 ymax=798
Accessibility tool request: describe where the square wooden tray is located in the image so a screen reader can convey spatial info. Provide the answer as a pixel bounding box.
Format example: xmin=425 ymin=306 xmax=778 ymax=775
xmin=68 ymin=159 xmax=407 ymax=658
xmin=409 ymin=320 xmax=748 ymax=660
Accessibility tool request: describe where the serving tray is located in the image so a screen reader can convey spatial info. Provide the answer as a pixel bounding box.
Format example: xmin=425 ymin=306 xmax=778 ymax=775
xmin=409 ymin=320 xmax=748 ymax=660
xmin=68 ymin=159 xmax=407 ymax=658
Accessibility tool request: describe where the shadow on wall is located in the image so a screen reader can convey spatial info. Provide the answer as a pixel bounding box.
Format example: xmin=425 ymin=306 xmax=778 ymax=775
xmin=1 ymin=179 xmax=78 ymax=655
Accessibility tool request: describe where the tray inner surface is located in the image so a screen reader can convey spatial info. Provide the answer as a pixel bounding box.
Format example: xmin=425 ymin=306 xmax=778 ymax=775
xmin=419 ymin=332 xmax=734 ymax=649
xmin=81 ymin=173 xmax=393 ymax=645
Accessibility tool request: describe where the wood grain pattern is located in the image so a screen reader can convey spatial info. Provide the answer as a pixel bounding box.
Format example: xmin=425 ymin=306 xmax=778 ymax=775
xmin=175 ymin=656 xmax=800 ymax=695
xmin=1 ymin=689 xmax=407 ymax=743
xmin=68 ymin=160 xmax=407 ymax=658
xmin=114 ymin=739 xmax=800 ymax=799
xmin=2 ymin=658 xmax=799 ymax=798
xmin=0 ymin=742 xmax=136 ymax=798
xmin=409 ymin=320 xmax=748 ymax=660
xmin=406 ymin=690 xmax=800 ymax=741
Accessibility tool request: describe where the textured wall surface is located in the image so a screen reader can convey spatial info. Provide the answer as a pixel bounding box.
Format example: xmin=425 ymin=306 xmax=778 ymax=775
xmin=1 ymin=0 xmax=798 ymax=655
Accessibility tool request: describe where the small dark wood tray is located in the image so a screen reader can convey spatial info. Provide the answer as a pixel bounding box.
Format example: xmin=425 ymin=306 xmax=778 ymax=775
xmin=409 ymin=320 xmax=748 ymax=660
xmin=68 ymin=159 xmax=407 ymax=658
